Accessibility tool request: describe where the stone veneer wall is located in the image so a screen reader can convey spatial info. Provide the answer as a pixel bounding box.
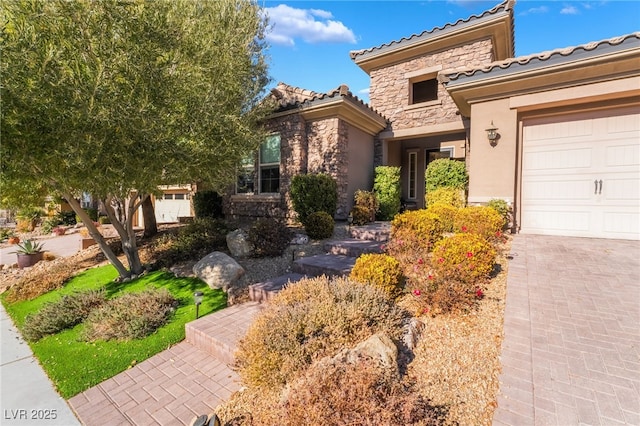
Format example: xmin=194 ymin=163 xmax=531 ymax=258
xmin=369 ymin=39 xmax=493 ymax=130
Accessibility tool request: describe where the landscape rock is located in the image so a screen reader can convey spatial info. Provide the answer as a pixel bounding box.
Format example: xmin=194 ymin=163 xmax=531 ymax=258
xmin=290 ymin=233 xmax=309 ymax=245
xmin=226 ymin=229 xmax=253 ymax=258
xmin=193 ymin=251 xmax=245 ymax=291
xmin=402 ymin=317 xmax=425 ymax=351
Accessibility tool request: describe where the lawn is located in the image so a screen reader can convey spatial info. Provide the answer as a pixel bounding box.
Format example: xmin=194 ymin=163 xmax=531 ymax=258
xmin=1 ymin=265 xmax=227 ymax=399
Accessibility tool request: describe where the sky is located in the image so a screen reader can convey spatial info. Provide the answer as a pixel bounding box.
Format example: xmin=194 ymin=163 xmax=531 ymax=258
xmin=259 ymin=0 xmax=640 ymax=103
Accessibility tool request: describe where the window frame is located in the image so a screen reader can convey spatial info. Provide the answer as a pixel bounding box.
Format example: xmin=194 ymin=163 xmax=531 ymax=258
xmin=408 ymin=151 xmax=418 ymax=200
xmin=258 ymin=134 xmax=281 ymax=194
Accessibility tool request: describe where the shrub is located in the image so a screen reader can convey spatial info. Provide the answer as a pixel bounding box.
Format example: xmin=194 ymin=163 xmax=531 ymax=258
xmin=431 ymin=233 xmax=496 ymax=285
xmin=235 ymin=276 xmax=405 ymax=390
xmin=41 ymin=216 xmax=61 ymax=234
xmin=98 ymin=215 xmax=111 ymax=224
xmin=304 ymin=211 xmax=334 ymax=240
xmin=247 ymin=218 xmax=292 ymax=258
xmin=290 ymin=174 xmax=338 ymax=225
xmin=282 ymin=358 xmax=442 ymax=425
xmin=75 ymin=208 xmax=98 ymax=223
xmin=405 ymin=274 xmax=486 ymax=316
xmin=350 ymin=253 xmax=405 ymax=298
xmin=388 ymin=210 xmax=444 ymax=260
xmin=425 ymin=158 xmax=468 ymax=192
xmin=426 ymin=203 xmax=458 ymax=233
xmin=57 ymin=210 xmax=77 ymax=225
xmin=5 ymin=260 xmax=73 ymax=302
xmin=22 ymin=290 xmax=106 ymax=342
xmin=152 ymin=218 xmax=228 ymax=267
xmin=426 ymin=187 xmax=465 ymax=208
xmin=82 ymin=289 xmax=177 ymax=341
xmin=352 ymin=190 xmax=378 ymax=224
xmin=193 ymin=190 xmax=224 ymax=219
xmin=487 ymin=199 xmax=511 ymax=230
xmin=454 ymin=206 xmax=505 ymax=240
xmin=374 ymin=166 xmax=401 ymax=220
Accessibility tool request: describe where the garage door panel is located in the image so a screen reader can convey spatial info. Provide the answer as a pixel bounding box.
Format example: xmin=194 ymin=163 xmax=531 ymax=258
xmin=521 ymin=107 xmax=639 ymax=240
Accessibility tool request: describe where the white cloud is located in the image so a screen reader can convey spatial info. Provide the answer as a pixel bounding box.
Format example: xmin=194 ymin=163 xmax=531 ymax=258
xmin=560 ymin=5 xmax=580 ymax=14
xmin=264 ymin=4 xmax=357 ymax=46
xmin=358 ymin=87 xmax=370 ymax=96
xmin=518 ymin=5 xmax=549 ymax=16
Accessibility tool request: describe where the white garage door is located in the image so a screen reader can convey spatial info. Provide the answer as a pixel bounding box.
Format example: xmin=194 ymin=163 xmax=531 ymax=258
xmin=154 ymin=193 xmax=191 ymax=223
xmin=521 ymin=107 xmax=640 ymax=240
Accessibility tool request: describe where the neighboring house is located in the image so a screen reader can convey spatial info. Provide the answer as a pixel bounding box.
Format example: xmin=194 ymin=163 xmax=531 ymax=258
xmin=226 ymin=0 xmax=639 ymax=240
xmin=132 ymin=185 xmax=195 ymax=226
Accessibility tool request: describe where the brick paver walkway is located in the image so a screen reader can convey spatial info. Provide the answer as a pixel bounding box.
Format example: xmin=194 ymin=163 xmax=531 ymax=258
xmin=493 ymin=235 xmax=640 ymax=425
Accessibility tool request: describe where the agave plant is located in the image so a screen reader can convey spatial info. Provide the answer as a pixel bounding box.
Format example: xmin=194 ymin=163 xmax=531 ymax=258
xmin=13 ymin=239 xmax=44 ymax=255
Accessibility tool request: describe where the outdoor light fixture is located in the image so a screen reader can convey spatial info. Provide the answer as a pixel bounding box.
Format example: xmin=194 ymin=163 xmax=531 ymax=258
xmin=486 ymin=121 xmax=499 ymax=146
xmin=348 ymin=212 xmax=354 ymax=229
xmin=194 ymin=291 xmax=203 ymax=319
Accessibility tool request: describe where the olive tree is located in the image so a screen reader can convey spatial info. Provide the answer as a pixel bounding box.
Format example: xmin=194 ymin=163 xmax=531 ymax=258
xmin=1 ymin=0 xmax=272 ymax=279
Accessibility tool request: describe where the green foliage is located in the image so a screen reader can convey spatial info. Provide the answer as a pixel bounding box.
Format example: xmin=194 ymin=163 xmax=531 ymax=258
xmin=41 ymin=217 xmax=61 ymax=234
xmin=98 ymin=215 xmax=111 ymax=225
xmin=374 ymin=166 xmax=401 ymax=220
xmin=22 ymin=290 xmax=106 ymax=342
xmin=389 ymin=210 xmax=444 ymax=256
xmin=16 ymin=207 xmax=43 ymax=222
xmin=82 ymin=289 xmax=177 ymax=341
xmin=152 ymin=218 xmax=229 ymax=267
xmin=290 ymin=174 xmax=338 ymax=225
xmin=454 ymin=206 xmax=505 ymax=240
xmin=426 ymin=203 xmax=459 ymax=233
xmin=14 ymin=240 xmax=44 ymax=254
xmin=426 ymin=187 xmax=466 ymax=208
xmin=351 ymin=190 xmax=378 ymax=225
xmin=235 ymin=276 xmax=405 ymax=390
xmin=1 ymin=0 xmax=271 ymax=279
xmin=57 ymin=210 xmax=77 ymax=226
xmin=0 ymin=228 xmax=14 ymax=241
xmin=425 ymin=159 xmax=468 ymax=192
xmin=304 ymin=211 xmax=335 ymax=240
xmin=432 ymin=233 xmax=497 ymax=285
xmin=248 ymin=218 xmax=293 ymax=258
xmin=487 ymin=199 xmax=511 ymax=230
xmin=350 ymin=253 xmax=405 ymax=298
xmin=193 ymin=190 xmax=224 ymax=219
xmin=75 ymin=208 xmax=98 ymax=223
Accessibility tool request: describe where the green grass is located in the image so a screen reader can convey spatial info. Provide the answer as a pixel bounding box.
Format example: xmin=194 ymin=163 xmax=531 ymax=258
xmin=1 ymin=265 xmax=227 ymax=399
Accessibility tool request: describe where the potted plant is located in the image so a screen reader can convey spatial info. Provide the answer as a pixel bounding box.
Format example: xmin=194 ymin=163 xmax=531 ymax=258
xmin=13 ymin=240 xmax=45 ymax=268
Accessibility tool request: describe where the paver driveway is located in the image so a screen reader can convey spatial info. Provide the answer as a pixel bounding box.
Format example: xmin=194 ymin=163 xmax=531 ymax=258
xmin=493 ymin=235 xmax=640 ymax=425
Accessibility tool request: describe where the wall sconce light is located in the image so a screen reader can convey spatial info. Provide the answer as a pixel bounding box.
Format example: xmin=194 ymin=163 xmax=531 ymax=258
xmin=485 ymin=121 xmax=499 ymax=146
xmin=194 ymin=291 xmax=203 ymax=319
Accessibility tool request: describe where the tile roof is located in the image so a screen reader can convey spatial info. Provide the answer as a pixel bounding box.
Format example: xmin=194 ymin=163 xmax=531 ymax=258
xmin=349 ymin=0 xmax=515 ymax=61
xmin=444 ymin=32 xmax=640 ymax=84
xmin=270 ymin=82 xmax=386 ymax=119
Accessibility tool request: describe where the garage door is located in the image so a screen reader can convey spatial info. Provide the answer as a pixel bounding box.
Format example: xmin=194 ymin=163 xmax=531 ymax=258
xmin=154 ymin=192 xmax=192 ymax=223
xmin=521 ymin=107 xmax=639 ymax=240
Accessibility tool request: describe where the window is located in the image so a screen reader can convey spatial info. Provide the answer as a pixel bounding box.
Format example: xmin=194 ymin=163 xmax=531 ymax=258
xmin=174 ymin=193 xmax=185 ymax=200
xmin=411 ymin=78 xmax=438 ymax=104
xmin=259 ymin=134 xmax=280 ymax=193
xmin=163 ymin=193 xmax=173 ymax=200
xmin=236 ymin=134 xmax=281 ymax=194
xmin=426 ymin=147 xmax=453 ymax=167
xmin=408 ymin=151 xmax=417 ymax=200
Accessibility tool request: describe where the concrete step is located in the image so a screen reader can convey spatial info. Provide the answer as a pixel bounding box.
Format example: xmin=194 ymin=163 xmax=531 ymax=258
xmin=324 ymin=239 xmax=385 ymax=257
xmin=349 ymin=222 xmax=391 ymax=242
xmin=292 ymin=253 xmax=356 ymax=277
xmin=185 ymin=302 xmax=263 ymax=367
xmin=248 ymin=273 xmax=306 ymax=303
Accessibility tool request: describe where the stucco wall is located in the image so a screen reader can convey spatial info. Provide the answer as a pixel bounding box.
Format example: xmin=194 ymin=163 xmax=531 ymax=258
xmin=467 ymin=98 xmax=518 ymax=206
xmin=369 ymin=39 xmax=493 ymax=130
xmin=347 ymin=124 xmax=376 ymax=213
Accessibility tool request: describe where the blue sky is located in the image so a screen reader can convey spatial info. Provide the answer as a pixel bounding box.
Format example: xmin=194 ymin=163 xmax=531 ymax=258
xmin=260 ymin=0 xmax=640 ymax=103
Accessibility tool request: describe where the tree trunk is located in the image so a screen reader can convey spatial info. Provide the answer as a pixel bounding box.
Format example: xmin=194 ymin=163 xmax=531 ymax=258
xmin=141 ymin=195 xmax=158 ymax=238
xmin=103 ymin=196 xmax=145 ymax=277
xmin=64 ymin=193 xmax=130 ymax=278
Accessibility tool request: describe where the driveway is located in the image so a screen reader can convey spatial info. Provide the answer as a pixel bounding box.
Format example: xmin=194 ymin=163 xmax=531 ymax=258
xmin=493 ymin=235 xmax=640 ymax=425
xmin=0 ymin=233 xmax=82 ymax=266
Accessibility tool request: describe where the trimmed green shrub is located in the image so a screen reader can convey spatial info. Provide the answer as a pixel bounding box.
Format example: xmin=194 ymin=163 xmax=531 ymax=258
xmin=304 ymin=211 xmax=334 ymax=240
xmin=454 ymin=206 xmax=505 ymax=240
xmin=374 ymin=166 xmax=401 ymax=220
xmin=290 ymin=173 xmax=338 ymax=225
xmin=248 ymin=218 xmax=293 ymax=258
xmin=350 ymin=253 xmax=405 ymax=298
xmin=425 ymin=187 xmax=465 ymax=208
xmin=425 ymin=158 xmax=468 ymax=192
xmin=57 ymin=210 xmax=77 ymax=225
xmin=82 ymin=289 xmax=177 ymax=341
xmin=352 ymin=190 xmax=378 ymax=224
xmin=193 ymin=190 xmax=224 ymax=219
xmin=22 ymin=290 xmax=107 ymax=342
xmin=235 ymin=276 xmax=405 ymax=389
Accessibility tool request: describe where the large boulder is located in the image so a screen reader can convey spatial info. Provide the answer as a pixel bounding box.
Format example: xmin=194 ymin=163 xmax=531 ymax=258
xmin=226 ymin=229 xmax=253 ymax=258
xmin=193 ymin=251 xmax=245 ymax=291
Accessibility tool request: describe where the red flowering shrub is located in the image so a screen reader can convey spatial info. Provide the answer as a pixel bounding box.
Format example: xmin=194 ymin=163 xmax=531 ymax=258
xmin=387 ymin=210 xmax=444 ymax=269
xmin=453 ymin=206 xmax=504 ymax=241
